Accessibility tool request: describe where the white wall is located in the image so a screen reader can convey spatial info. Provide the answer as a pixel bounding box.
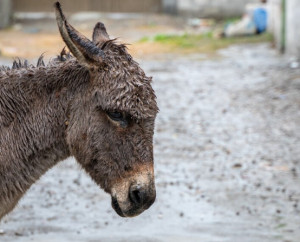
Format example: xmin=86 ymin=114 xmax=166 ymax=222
xmin=176 ymin=0 xmax=261 ymax=18
xmin=268 ymin=0 xmax=300 ymax=58
xmin=268 ymin=0 xmax=283 ymax=51
xmin=286 ymin=0 xmax=300 ymax=58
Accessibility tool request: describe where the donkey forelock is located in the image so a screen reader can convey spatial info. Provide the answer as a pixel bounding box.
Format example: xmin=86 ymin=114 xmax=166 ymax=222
xmin=93 ymin=40 xmax=158 ymax=120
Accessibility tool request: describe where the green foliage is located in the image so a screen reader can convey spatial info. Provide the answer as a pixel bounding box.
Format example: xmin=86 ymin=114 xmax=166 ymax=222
xmin=224 ymin=17 xmax=241 ymax=25
xmin=138 ymin=32 xmax=274 ymax=53
xmin=139 ymin=36 xmax=150 ymax=43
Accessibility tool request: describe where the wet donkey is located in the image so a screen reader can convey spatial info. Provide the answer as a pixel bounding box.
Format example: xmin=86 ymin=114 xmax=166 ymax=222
xmin=0 ymin=2 xmax=158 ymax=219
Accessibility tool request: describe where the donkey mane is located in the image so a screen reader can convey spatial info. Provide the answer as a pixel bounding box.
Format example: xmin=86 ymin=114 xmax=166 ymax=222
xmin=0 ymin=38 xmax=128 ymax=71
xmin=0 ymin=48 xmax=71 ymax=72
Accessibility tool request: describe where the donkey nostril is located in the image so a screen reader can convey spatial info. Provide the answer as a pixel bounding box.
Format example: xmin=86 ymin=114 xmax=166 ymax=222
xmin=129 ymin=187 xmax=145 ymax=206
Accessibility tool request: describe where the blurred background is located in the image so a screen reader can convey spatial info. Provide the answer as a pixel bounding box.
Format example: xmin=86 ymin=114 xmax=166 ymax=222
xmin=0 ymin=0 xmax=299 ymax=60
xmin=0 ymin=0 xmax=299 ymax=241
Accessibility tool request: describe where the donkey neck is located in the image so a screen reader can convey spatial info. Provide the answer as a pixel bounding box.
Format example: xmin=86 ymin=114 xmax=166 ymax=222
xmin=0 ymin=61 xmax=90 ymax=218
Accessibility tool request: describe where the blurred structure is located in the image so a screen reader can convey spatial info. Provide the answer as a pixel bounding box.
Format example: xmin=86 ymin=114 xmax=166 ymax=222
xmin=6 ymin=0 xmax=300 ymax=59
xmin=171 ymin=0 xmax=261 ymax=18
xmin=268 ymin=0 xmax=300 ymax=59
xmin=0 ymin=0 xmax=12 ymax=29
xmin=12 ymin=0 xmax=260 ymax=18
xmin=12 ymin=0 xmax=162 ymax=13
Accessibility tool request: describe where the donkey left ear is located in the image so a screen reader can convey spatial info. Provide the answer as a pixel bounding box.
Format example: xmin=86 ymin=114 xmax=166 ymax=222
xmin=92 ymin=22 xmax=110 ymax=44
xmin=54 ymin=2 xmax=105 ymax=66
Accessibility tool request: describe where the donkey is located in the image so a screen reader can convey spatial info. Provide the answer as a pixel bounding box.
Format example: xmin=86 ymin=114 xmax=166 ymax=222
xmin=0 ymin=2 xmax=158 ymax=219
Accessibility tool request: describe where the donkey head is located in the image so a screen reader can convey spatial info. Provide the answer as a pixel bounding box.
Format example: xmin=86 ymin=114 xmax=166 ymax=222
xmin=54 ymin=2 xmax=158 ymax=217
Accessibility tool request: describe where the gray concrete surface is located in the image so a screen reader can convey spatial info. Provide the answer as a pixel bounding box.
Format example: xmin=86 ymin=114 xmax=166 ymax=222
xmin=0 ymin=42 xmax=299 ymax=241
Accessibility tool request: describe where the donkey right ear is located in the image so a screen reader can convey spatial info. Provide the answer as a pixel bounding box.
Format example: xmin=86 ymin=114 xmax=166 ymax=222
xmin=54 ymin=2 xmax=105 ymax=66
xmin=92 ymin=22 xmax=110 ymax=44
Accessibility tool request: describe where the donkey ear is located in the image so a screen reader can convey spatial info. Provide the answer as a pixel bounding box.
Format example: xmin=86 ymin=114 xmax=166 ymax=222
xmin=54 ymin=2 xmax=105 ymax=66
xmin=92 ymin=22 xmax=110 ymax=44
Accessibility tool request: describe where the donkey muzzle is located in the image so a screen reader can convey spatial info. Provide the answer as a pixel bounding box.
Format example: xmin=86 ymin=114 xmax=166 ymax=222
xmin=110 ymin=162 xmax=156 ymax=217
xmin=111 ymin=183 xmax=156 ymax=217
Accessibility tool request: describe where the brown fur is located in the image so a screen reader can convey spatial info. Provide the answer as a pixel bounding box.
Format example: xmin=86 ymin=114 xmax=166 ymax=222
xmin=0 ymin=2 xmax=158 ymax=219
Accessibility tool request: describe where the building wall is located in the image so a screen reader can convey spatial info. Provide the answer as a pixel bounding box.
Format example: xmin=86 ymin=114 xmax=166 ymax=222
xmin=268 ymin=0 xmax=283 ymax=52
xmin=0 ymin=0 xmax=12 ymax=29
xmin=12 ymin=0 xmax=162 ymax=13
xmin=12 ymin=0 xmax=261 ymax=17
xmin=176 ymin=0 xmax=260 ymax=18
xmin=162 ymin=0 xmax=178 ymax=14
xmin=269 ymin=0 xmax=300 ymax=59
xmin=286 ymin=0 xmax=300 ymax=58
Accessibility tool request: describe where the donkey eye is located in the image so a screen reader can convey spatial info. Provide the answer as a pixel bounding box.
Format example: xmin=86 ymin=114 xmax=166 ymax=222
xmin=106 ymin=111 xmax=130 ymax=128
xmin=107 ymin=111 xmax=124 ymax=121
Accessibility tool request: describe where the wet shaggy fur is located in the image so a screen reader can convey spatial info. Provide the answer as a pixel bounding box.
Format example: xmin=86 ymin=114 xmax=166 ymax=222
xmin=0 ymin=3 xmax=158 ymax=219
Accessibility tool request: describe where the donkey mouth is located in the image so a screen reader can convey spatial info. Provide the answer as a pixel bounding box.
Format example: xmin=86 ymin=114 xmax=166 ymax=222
xmin=111 ymin=197 xmax=125 ymax=217
xmin=111 ymin=194 xmax=155 ymax=218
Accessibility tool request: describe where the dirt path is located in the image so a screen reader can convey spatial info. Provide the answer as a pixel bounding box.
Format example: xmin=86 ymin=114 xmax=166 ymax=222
xmin=0 ymin=43 xmax=299 ymax=242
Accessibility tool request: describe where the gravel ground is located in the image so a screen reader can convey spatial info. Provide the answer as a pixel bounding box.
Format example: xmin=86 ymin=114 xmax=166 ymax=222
xmin=0 ymin=43 xmax=299 ymax=241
